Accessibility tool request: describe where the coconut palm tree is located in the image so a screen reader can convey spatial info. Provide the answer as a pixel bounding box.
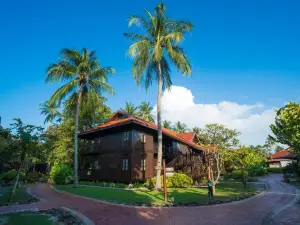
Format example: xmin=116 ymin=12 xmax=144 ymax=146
xmin=137 ymin=101 xmax=155 ymax=123
xmin=124 ymin=3 xmax=193 ymax=190
xmin=174 ymin=121 xmax=189 ymax=133
xmin=39 ymin=101 xmax=61 ymax=129
xmin=46 ymin=48 xmax=115 ymax=187
xmin=121 ymin=101 xmax=138 ymax=116
xmin=163 ymin=120 xmax=172 ymax=130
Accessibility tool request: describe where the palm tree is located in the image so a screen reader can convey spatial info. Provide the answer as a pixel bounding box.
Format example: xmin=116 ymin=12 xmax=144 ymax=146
xmin=137 ymin=101 xmax=155 ymax=123
xmin=46 ymin=48 xmax=115 ymax=187
xmin=124 ymin=3 xmax=193 ymax=190
xmin=39 ymin=101 xmax=61 ymax=129
xmin=163 ymin=120 xmax=172 ymax=130
xmin=121 ymin=101 xmax=137 ymax=116
xmin=174 ymin=121 xmax=189 ymax=133
xmin=192 ymin=126 xmax=200 ymax=135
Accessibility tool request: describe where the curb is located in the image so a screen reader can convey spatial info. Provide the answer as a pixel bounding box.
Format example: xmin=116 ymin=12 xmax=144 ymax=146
xmin=51 ymin=183 xmax=267 ymax=209
xmin=26 ymin=186 xmax=45 ymax=202
xmin=61 ymin=207 xmax=95 ymax=225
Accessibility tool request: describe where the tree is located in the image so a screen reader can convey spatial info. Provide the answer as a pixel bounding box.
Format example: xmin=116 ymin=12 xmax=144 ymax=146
xmin=46 ymin=48 xmax=115 ymax=187
xmin=162 ymin=120 xmax=172 ymax=130
xmin=173 ymin=121 xmax=189 ymax=133
xmin=124 ymin=3 xmax=193 ymax=190
xmin=39 ymin=101 xmax=61 ymax=129
xmin=121 ymin=101 xmax=137 ymax=116
xmin=233 ymin=146 xmax=266 ymax=188
xmin=269 ymin=102 xmax=300 ymax=154
xmin=8 ymin=118 xmax=43 ymax=202
xmin=192 ymin=126 xmax=200 ymax=135
xmin=198 ymin=124 xmax=240 ymax=149
xmin=137 ymin=101 xmax=155 ymax=123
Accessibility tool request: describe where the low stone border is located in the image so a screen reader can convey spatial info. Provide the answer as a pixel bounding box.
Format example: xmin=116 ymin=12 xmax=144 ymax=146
xmin=51 ymin=183 xmax=267 ymax=209
xmin=0 ymin=207 xmax=93 ymax=225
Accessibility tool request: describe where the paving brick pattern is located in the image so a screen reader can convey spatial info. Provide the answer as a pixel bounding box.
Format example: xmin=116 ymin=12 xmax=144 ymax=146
xmin=0 ymin=174 xmax=298 ymax=225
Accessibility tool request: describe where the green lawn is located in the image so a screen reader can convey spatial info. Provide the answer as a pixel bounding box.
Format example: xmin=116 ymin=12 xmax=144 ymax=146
xmin=290 ymin=182 xmax=300 ymax=190
xmin=0 ymin=212 xmax=54 ymax=225
xmin=0 ymin=186 xmax=32 ymax=206
xmin=56 ymin=182 xmax=257 ymax=205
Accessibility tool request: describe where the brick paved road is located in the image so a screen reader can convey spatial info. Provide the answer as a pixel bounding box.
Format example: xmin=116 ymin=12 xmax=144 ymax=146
xmin=0 ymin=174 xmax=298 ymax=225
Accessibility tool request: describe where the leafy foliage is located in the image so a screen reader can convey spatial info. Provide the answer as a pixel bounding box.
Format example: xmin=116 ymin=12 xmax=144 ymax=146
xmin=38 ymin=101 xmax=61 ymax=127
xmin=173 ymin=121 xmax=189 ymax=133
xmin=231 ymin=170 xmax=249 ymax=179
xmin=247 ymin=165 xmax=268 ymax=177
xmin=267 ymin=167 xmax=282 ymax=173
xmin=121 ymin=101 xmax=138 ymax=116
xmin=137 ymin=101 xmax=155 ymax=123
xmin=50 ymin=164 xmax=73 ymax=185
xmin=145 ymin=173 xmax=193 ymax=188
xmin=0 ymin=170 xmax=25 ymax=184
xmin=269 ymin=102 xmax=300 ymax=155
xmin=197 ymin=124 xmax=240 ymax=149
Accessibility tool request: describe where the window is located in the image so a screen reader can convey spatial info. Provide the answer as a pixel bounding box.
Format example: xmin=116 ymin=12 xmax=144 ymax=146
xmin=122 ymin=159 xmax=128 ymax=171
xmin=154 ymin=153 xmax=158 ymax=159
xmin=141 ymin=158 xmax=146 ymax=171
xmin=140 ymin=133 xmax=146 ymax=143
xmin=93 ymin=160 xmax=100 ymax=170
xmin=123 ymin=132 xmax=129 ymax=141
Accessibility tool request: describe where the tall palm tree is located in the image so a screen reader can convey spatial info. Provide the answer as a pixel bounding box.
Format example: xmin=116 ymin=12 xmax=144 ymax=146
xmin=121 ymin=101 xmax=138 ymax=116
xmin=137 ymin=101 xmax=155 ymax=123
xmin=39 ymin=101 xmax=61 ymax=129
xmin=174 ymin=121 xmax=189 ymax=133
xmin=163 ymin=120 xmax=172 ymax=130
xmin=124 ymin=3 xmax=193 ymax=190
xmin=46 ymin=48 xmax=115 ymax=187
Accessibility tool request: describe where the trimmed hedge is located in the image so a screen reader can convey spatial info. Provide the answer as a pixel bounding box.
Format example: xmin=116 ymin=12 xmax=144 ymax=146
xmin=50 ymin=164 xmax=73 ymax=185
xmin=267 ymin=167 xmax=282 ymax=173
xmin=145 ymin=173 xmax=193 ymax=188
xmin=248 ymin=166 xmax=268 ymax=177
xmin=231 ymin=170 xmax=249 ymax=179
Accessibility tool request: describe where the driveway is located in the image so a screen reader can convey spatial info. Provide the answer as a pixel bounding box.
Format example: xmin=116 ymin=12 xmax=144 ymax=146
xmin=0 ymin=174 xmax=299 ymax=225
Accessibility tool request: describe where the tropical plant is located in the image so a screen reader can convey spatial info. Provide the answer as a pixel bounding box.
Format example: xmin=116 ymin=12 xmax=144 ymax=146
xmin=121 ymin=101 xmax=137 ymax=116
xmin=162 ymin=120 xmax=172 ymax=130
xmin=50 ymin=163 xmax=73 ymax=185
xmin=125 ymin=2 xmax=193 ymax=190
xmin=46 ymin=48 xmax=115 ymax=187
xmin=8 ymin=118 xmax=43 ymax=202
xmin=173 ymin=121 xmax=189 ymax=133
xmin=39 ymin=101 xmax=61 ymax=129
xmin=137 ymin=101 xmax=155 ymax=123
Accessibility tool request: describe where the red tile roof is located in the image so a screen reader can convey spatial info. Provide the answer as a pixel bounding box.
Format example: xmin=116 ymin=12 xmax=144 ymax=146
xmin=79 ymin=113 xmax=209 ymax=152
xmin=267 ymin=148 xmax=296 ymax=160
xmin=177 ymin=132 xmax=195 ymax=141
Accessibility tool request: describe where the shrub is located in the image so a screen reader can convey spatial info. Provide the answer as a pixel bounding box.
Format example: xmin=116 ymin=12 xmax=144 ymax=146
xmin=145 ymin=173 xmax=193 ymax=188
xmin=282 ymin=162 xmax=298 ymax=174
xmin=267 ymin=167 xmax=282 ymax=173
xmin=26 ymin=171 xmax=41 ymax=183
xmin=50 ymin=164 xmax=73 ymax=185
xmin=231 ymin=170 xmax=248 ymax=179
xmin=223 ymin=173 xmax=233 ymax=180
xmin=0 ymin=170 xmax=25 ymax=184
xmin=248 ymin=166 xmax=268 ymax=177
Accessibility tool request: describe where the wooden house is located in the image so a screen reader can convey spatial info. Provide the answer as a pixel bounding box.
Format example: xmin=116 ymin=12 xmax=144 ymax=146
xmin=78 ymin=111 xmax=209 ymax=183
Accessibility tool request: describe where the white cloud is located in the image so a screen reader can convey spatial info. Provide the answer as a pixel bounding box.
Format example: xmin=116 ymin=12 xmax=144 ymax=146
xmin=153 ymin=86 xmax=276 ymax=146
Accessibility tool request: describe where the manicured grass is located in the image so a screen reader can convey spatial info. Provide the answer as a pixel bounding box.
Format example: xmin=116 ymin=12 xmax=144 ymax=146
xmin=0 ymin=186 xmax=32 ymax=205
xmin=290 ymin=182 xmax=300 ymax=190
xmin=0 ymin=212 xmax=54 ymax=225
xmin=56 ymin=182 xmax=257 ymax=205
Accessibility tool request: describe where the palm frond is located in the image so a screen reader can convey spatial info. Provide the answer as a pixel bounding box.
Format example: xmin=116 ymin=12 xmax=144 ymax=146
xmin=46 ymin=62 xmax=76 ymax=83
xmin=49 ymin=79 xmax=79 ymax=105
xmin=60 ymin=48 xmax=82 ymax=66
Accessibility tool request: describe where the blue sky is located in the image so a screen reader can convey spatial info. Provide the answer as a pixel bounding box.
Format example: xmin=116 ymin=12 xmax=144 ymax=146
xmin=0 ymin=0 xmax=299 ymax=134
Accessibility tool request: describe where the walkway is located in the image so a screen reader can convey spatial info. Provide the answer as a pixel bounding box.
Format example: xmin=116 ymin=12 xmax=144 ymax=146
xmin=0 ymin=174 xmax=299 ymax=225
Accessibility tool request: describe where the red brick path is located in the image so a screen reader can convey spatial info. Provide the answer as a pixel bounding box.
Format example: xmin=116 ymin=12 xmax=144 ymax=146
xmin=0 ymin=174 xmax=298 ymax=225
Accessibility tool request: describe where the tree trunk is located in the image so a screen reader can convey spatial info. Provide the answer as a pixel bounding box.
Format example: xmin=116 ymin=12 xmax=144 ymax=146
xmin=154 ymin=61 xmax=163 ymax=191
xmin=73 ymin=85 xmax=83 ymax=188
xmin=8 ymin=161 xmax=22 ymax=203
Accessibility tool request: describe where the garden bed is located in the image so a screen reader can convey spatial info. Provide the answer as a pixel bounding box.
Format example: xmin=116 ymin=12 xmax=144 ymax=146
xmin=56 ymin=182 xmax=265 ymax=207
xmin=0 ymin=185 xmax=38 ymax=206
xmin=0 ymin=208 xmax=87 ymax=225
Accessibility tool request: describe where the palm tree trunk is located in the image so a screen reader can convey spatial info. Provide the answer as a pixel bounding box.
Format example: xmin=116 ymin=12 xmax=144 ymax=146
xmin=73 ymin=85 xmax=83 ymax=187
xmin=154 ymin=61 xmax=163 ymax=191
